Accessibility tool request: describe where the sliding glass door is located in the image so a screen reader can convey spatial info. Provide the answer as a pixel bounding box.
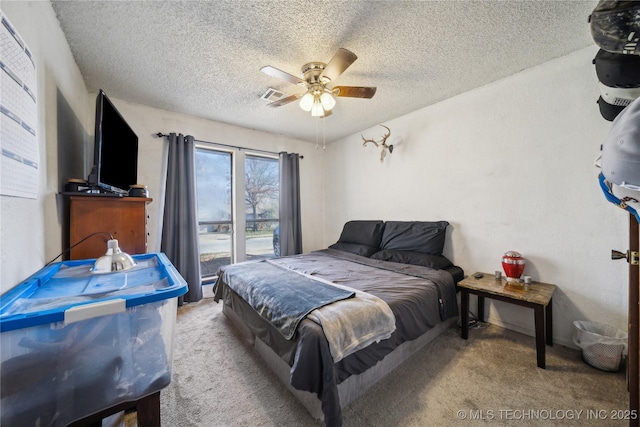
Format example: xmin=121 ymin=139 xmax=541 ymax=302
xmin=195 ymin=147 xmax=279 ymax=280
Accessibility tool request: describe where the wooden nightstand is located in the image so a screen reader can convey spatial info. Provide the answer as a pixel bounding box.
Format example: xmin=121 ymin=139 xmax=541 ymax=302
xmin=458 ymin=273 xmax=557 ymax=369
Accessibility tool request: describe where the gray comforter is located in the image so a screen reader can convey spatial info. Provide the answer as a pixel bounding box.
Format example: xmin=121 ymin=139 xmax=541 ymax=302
xmin=214 ymin=249 xmax=458 ymax=427
xmin=219 ymin=259 xmax=397 ymax=361
xmin=219 ymin=260 xmax=356 ymax=339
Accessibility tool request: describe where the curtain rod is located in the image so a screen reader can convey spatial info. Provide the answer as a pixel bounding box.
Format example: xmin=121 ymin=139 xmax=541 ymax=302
xmin=155 ymin=132 xmax=303 ymax=159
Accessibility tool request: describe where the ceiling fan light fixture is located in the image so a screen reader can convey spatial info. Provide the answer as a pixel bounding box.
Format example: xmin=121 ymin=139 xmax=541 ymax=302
xmin=299 ymin=92 xmax=314 ymax=111
xmin=311 ymin=100 xmax=325 ymax=117
xmin=320 ymin=92 xmax=336 ymax=111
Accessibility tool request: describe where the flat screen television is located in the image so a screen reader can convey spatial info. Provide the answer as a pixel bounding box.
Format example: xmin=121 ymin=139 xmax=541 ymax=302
xmin=87 ymin=89 xmax=138 ymax=195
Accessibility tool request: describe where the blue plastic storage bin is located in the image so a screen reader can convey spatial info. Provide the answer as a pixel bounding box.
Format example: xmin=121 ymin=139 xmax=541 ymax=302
xmin=0 ymin=253 xmax=187 ymax=426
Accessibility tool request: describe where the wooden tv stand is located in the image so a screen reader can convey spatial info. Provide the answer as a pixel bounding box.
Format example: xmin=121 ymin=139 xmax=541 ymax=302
xmin=68 ymin=195 xmax=152 ymax=260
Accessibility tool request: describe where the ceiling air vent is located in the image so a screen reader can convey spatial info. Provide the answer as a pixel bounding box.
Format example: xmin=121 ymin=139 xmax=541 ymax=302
xmin=261 ymin=88 xmax=285 ymax=102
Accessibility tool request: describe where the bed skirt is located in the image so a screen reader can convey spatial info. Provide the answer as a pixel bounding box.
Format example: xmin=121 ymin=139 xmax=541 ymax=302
xmin=222 ymin=303 xmax=456 ymax=421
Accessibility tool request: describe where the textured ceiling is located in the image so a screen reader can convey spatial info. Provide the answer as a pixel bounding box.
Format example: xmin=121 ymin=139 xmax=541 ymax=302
xmin=51 ymin=0 xmax=598 ymax=144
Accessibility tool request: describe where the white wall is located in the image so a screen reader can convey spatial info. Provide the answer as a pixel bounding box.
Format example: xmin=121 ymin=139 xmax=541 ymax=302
xmin=1 ymin=2 xmax=628 ymax=350
xmin=1 ymin=1 xmax=91 ymax=294
xmin=324 ymin=46 xmax=630 ymax=347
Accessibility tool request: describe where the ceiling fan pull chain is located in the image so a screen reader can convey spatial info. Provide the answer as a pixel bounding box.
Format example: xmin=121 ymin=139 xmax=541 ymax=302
xmin=315 ymin=117 xmax=319 ymax=150
xmin=323 ymin=117 xmax=326 ymax=150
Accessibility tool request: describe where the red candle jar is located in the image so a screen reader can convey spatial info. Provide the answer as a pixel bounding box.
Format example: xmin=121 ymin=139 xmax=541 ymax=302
xmin=502 ymin=251 xmax=525 ymax=282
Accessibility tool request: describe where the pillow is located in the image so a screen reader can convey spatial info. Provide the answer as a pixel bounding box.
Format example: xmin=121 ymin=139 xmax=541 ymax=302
xmin=329 ymin=242 xmax=379 ymax=257
xmin=370 ymin=250 xmax=454 ymax=269
xmin=380 ymin=221 xmax=449 ymax=255
xmin=335 ymin=220 xmax=385 ymax=248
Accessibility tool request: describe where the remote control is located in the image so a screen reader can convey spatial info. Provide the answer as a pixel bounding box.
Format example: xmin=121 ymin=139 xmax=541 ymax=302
xmin=473 ymin=272 xmax=483 ymax=279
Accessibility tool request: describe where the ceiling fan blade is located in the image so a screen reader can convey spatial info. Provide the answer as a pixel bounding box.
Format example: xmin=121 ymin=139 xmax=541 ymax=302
xmin=266 ymin=93 xmax=301 ymax=107
xmin=320 ymin=48 xmax=358 ymax=83
xmin=333 ymin=86 xmax=377 ymax=99
xmin=260 ymin=66 xmax=306 ymax=86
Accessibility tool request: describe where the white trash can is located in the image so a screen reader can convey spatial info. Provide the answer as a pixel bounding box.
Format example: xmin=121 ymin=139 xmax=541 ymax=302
xmin=573 ymin=320 xmax=628 ymax=372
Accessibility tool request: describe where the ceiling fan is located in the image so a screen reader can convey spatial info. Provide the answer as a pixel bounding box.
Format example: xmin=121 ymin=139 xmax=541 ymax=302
xmin=260 ymin=48 xmax=376 ymax=118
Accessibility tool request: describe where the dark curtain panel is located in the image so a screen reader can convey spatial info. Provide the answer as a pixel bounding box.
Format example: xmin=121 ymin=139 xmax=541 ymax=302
xmin=161 ymin=133 xmax=202 ymax=303
xmin=279 ymin=152 xmax=303 ymax=256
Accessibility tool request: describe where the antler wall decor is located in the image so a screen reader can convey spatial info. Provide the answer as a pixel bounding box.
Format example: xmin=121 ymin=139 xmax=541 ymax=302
xmin=362 ymin=125 xmax=393 ymax=163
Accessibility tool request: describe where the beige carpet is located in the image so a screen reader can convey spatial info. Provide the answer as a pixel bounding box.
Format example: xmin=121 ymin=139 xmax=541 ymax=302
xmin=135 ymin=298 xmax=629 ymax=426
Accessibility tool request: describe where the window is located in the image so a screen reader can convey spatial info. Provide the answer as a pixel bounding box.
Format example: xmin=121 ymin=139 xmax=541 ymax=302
xmin=195 ymin=148 xmax=233 ymax=278
xmin=195 ymin=147 xmax=279 ymax=280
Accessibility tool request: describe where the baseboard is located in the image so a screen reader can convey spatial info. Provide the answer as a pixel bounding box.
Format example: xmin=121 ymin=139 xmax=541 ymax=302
xmin=482 ymin=316 xmax=575 ymax=349
xmin=202 ymin=283 xmax=215 ymax=299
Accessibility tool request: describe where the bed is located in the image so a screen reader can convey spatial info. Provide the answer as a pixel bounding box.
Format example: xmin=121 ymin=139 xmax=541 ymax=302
xmin=213 ymin=220 xmax=464 ymax=427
